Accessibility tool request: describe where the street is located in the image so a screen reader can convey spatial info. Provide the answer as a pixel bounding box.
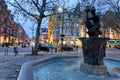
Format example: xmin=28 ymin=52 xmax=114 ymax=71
xmin=0 ymin=46 xmax=32 ymax=56
xmin=0 ymin=46 xmax=119 ymax=56
xmin=106 ymin=48 xmax=120 ymax=60
xmin=0 ymin=46 xmax=120 ymax=80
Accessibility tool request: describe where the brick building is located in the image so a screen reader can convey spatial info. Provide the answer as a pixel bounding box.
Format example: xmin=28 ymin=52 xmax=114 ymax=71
xmin=0 ymin=0 xmax=27 ymax=46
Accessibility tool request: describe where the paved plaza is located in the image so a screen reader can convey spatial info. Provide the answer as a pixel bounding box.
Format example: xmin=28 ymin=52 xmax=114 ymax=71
xmin=0 ymin=48 xmax=120 ymax=80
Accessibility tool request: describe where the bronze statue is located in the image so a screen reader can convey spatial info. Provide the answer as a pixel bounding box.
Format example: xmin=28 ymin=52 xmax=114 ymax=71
xmin=85 ymin=6 xmax=101 ymax=37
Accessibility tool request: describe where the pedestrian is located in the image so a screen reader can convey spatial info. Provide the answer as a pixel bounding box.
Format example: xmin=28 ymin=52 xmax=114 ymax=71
xmin=14 ymin=45 xmax=18 ymax=56
xmin=4 ymin=44 xmax=8 ymax=56
xmin=55 ymin=47 xmax=57 ymax=53
xmin=76 ymin=45 xmax=79 ymax=54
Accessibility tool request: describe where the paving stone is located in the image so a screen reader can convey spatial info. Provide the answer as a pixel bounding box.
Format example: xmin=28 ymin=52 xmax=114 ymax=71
xmin=0 ymin=49 xmax=120 ymax=79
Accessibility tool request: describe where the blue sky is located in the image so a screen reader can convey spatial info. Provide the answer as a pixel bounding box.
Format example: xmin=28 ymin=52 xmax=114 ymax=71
xmin=6 ymin=0 xmax=79 ymax=39
xmin=6 ymin=0 xmax=108 ymax=39
xmin=6 ymin=0 xmax=49 ymax=39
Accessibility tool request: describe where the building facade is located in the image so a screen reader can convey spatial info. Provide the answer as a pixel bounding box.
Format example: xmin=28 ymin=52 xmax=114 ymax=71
xmin=0 ymin=0 xmax=28 ymax=46
xmin=48 ymin=8 xmax=81 ymax=47
xmin=47 ymin=7 xmax=120 ymax=47
xmin=0 ymin=0 xmax=18 ymax=46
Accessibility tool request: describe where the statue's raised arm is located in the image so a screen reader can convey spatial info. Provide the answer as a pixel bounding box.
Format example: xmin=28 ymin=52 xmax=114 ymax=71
xmin=85 ymin=6 xmax=101 ymax=37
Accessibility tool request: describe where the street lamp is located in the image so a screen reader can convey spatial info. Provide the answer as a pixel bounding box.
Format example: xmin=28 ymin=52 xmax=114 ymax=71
xmin=57 ymin=7 xmax=63 ymax=12
xmin=57 ymin=7 xmax=65 ymax=51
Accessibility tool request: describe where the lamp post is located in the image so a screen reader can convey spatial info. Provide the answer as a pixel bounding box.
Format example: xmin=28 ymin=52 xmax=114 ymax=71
xmin=57 ymin=7 xmax=65 ymax=51
xmin=61 ymin=9 xmax=64 ymax=50
xmin=0 ymin=28 xmax=1 ymax=46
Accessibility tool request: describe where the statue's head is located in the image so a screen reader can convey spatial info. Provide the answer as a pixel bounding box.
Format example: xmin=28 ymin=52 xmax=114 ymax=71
xmin=90 ymin=6 xmax=96 ymax=16
xmin=86 ymin=8 xmax=90 ymax=13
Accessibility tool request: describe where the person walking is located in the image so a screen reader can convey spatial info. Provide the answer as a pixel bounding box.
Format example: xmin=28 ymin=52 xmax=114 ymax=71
xmin=55 ymin=47 xmax=57 ymax=53
xmin=13 ymin=44 xmax=18 ymax=56
xmin=4 ymin=44 xmax=8 ymax=56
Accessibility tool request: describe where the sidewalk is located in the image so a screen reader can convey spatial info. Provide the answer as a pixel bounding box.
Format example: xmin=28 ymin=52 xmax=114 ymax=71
xmin=0 ymin=53 xmax=49 ymax=80
xmin=106 ymin=48 xmax=120 ymax=61
xmin=0 ymin=48 xmax=120 ymax=80
xmin=0 ymin=51 xmax=81 ymax=80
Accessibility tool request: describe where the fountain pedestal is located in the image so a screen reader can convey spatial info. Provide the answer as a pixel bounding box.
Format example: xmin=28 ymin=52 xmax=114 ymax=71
xmin=80 ymin=37 xmax=109 ymax=76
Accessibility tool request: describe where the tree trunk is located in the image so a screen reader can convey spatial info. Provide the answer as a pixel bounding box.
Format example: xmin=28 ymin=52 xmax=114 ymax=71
xmin=32 ymin=0 xmax=46 ymax=55
xmin=32 ymin=18 xmax=42 ymax=55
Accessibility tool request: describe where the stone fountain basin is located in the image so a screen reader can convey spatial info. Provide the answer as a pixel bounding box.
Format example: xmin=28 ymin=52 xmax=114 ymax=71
xmin=17 ymin=55 xmax=120 ymax=80
xmin=17 ymin=55 xmax=78 ymax=80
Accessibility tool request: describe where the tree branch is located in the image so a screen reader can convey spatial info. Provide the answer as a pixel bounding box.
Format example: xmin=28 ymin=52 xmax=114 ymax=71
xmin=14 ymin=0 xmax=38 ymax=20
xmin=31 ymin=0 xmax=41 ymax=13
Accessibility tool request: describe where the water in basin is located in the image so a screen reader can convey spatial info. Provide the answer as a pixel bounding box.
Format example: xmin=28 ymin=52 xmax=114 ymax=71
xmin=33 ymin=58 xmax=120 ymax=80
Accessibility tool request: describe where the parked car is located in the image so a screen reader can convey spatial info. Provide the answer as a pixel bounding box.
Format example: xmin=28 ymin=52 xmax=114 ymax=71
xmin=115 ymin=45 xmax=120 ymax=49
xmin=107 ymin=40 xmax=116 ymax=48
xmin=38 ymin=43 xmax=49 ymax=52
xmin=2 ymin=43 xmax=10 ymax=47
xmin=47 ymin=44 xmax=55 ymax=49
xmin=107 ymin=40 xmax=120 ymax=48
xmin=61 ymin=44 xmax=73 ymax=51
xmin=21 ymin=43 xmax=27 ymax=47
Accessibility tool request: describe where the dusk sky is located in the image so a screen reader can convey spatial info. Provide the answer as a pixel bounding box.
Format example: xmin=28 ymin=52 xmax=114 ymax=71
xmin=6 ymin=0 xmax=107 ymax=39
xmin=6 ymin=0 xmax=79 ymax=39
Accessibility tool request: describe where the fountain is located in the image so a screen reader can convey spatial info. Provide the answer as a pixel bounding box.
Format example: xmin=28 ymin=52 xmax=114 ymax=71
xmin=33 ymin=58 xmax=120 ymax=80
xmin=79 ymin=6 xmax=109 ymax=76
xmin=18 ymin=3 xmax=120 ymax=80
xmin=32 ymin=6 xmax=120 ymax=80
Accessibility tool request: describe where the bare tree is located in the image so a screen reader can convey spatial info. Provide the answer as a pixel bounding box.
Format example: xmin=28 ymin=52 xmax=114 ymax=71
xmin=99 ymin=0 xmax=120 ymax=33
xmin=6 ymin=0 xmax=80 ymax=55
xmin=103 ymin=10 xmax=120 ymax=33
